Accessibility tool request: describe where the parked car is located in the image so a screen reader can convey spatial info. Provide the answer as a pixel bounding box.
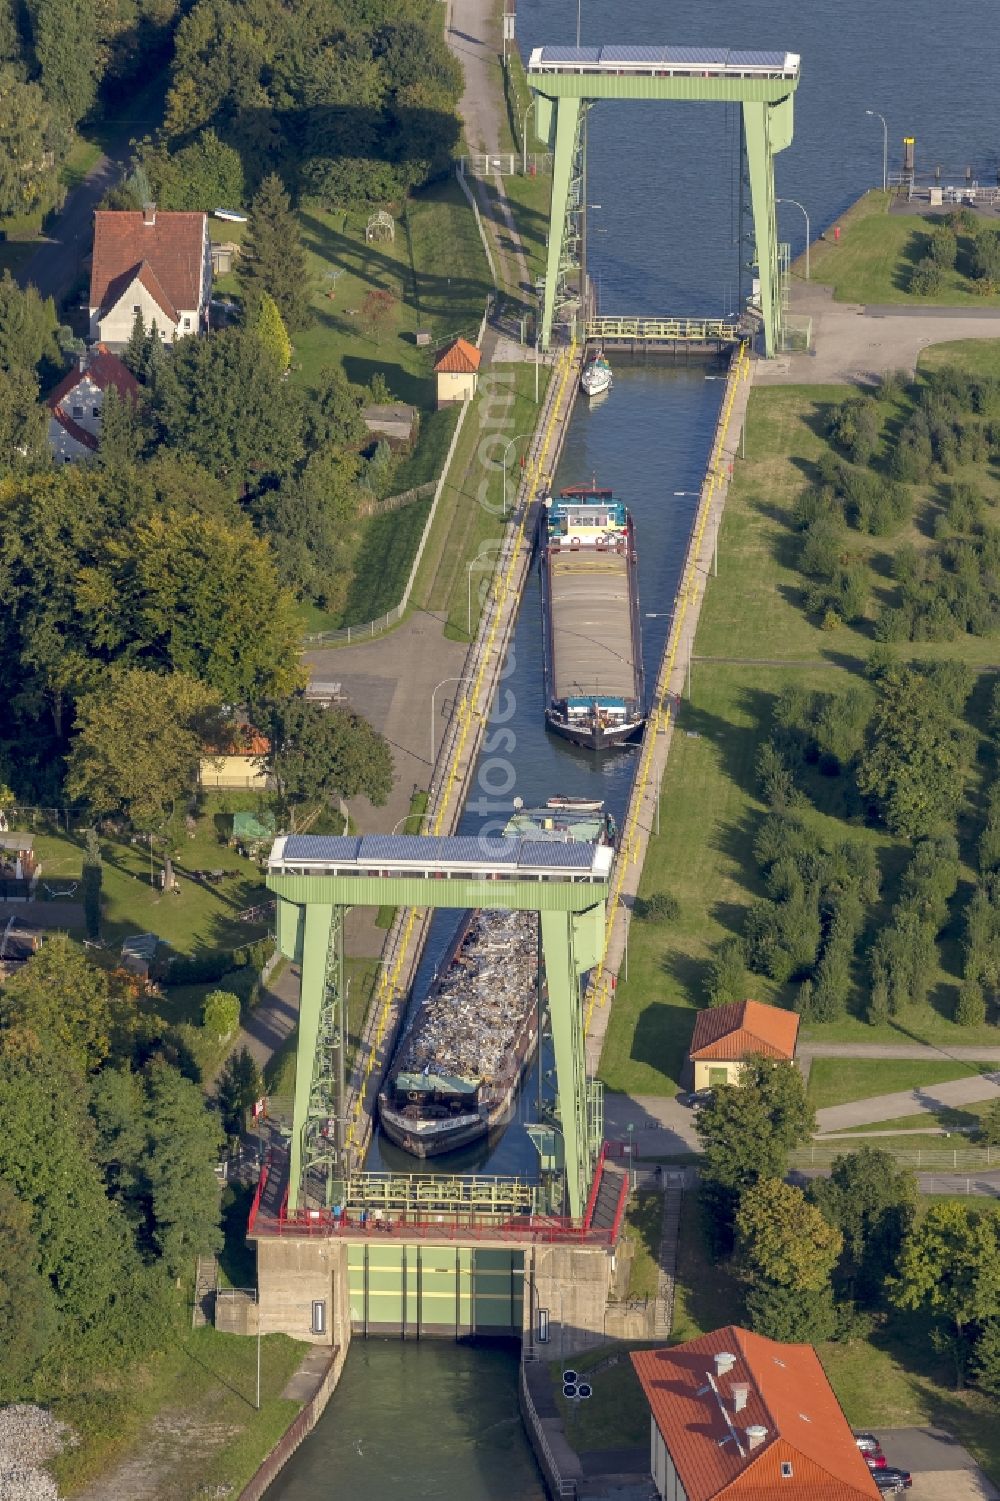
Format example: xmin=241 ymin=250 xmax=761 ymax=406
xmin=864 ymin=1452 xmax=887 ymax=1470
xmin=854 ymin=1434 xmax=883 ymax=1456
xmin=874 ymin=1469 xmax=912 ymax=1494
xmin=678 ymin=1088 xmax=715 ymax=1110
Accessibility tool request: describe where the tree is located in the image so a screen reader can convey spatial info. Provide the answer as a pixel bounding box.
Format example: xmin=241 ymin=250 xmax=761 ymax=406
xmin=239 ymin=174 xmax=312 ymax=331
xmin=0 ymin=934 xmax=114 ymax=1072
xmin=743 ymin=1281 xmax=838 ymax=1344
xmin=0 ymin=363 xmax=47 ymax=471
xmin=361 ymin=288 xmax=396 ymax=342
xmin=246 ymin=290 xmax=292 ymax=371
xmin=303 ymin=366 xmax=366 ymax=452
xmin=696 ymin=1057 xmax=814 ymax=1244
xmin=142 ymin=1059 xmax=224 ymax=1274
xmin=971 ymin=1320 xmax=1000 ymax=1400
xmin=890 ymin=1202 xmax=1000 ymax=1387
xmin=737 ymin=1178 xmax=842 ymax=1290
xmin=123 ymin=307 xmax=147 ymax=375
xmin=978 ymin=1099 xmax=1000 ymax=1147
xmin=202 ymin=990 xmax=241 ymax=1041
xmin=152 ymin=327 xmax=304 ymax=485
xmin=857 ymin=666 xmax=969 ymax=837
xmin=262 ymin=696 xmax=393 ymax=811
xmin=0 ymin=67 xmax=56 ymax=217
xmin=809 ymin=1146 xmax=916 ymax=1306
xmin=137 ymin=128 xmax=244 ymax=211
xmin=706 ymin=937 xmax=746 ymax=1007
xmin=0 ymin=1177 xmax=57 ymax=1399
xmin=98 ymin=383 xmax=145 ymax=469
xmin=24 ymin=0 xmax=100 ymax=125
xmin=215 ymin=1045 xmax=262 ymax=1139
xmin=66 ymin=668 xmax=221 ymax=829
xmin=0 ymin=271 xmax=60 ymax=375
xmin=76 ymin=511 xmax=304 ymax=701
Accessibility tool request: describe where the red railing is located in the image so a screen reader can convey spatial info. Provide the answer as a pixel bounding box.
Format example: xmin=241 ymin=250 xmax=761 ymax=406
xmin=582 ymin=1141 xmax=609 ymax=1230
xmin=609 ymin=1167 xmax=630 ymax=1244
xmin=246 ymin=1154 xmax=270 ymax=1235
xmin=262 ymin=1203 xmax=619 ymax=1246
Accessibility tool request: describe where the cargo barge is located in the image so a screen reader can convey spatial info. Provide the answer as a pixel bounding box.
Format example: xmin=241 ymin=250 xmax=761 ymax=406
xmin=539 ymin=485 xmax=646 ymax=750
xmin=378 ymin=802 xmax=614 ymax=1158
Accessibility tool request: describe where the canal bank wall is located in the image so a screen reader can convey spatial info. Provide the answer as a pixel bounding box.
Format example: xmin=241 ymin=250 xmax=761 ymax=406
xmin=583 ymin=343 xmax=754 ymax=1068
xmin=342 ymin=342 xmax=583 ymax=1168
xmin=237 ymin=1340 xmax=350 ymax=1501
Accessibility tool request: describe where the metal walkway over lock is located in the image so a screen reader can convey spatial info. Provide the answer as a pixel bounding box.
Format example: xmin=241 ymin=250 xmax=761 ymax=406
xmin=585 ymin=315 xmax=743 ymax=345
xmin=266 ymin=834 xmax=611 ymax=1221
xmin=527 ymin=43 xmax=800 ymax=357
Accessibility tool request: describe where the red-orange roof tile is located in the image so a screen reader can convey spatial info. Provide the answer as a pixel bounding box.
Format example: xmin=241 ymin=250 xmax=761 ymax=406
xmin=90 ymin=211 xmax=206 ymax=321
xmin=689 ymin=998 xmax=799 ymax=1062
xmin=433 ymin=336 xmax=482 ymax=373
xmin=46 ymin=347 xmax=141 ymax=412
xmin=632 ymin=1327 xmax=880 ymax=1501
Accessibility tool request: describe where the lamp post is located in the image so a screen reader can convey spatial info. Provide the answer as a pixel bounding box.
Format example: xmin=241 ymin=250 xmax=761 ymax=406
xmin=521 ymin=97 xmax=536 ymax=176
xmin=430 ymin=676 xmax=472 ymax=766
xmin=866 ymin=109 xmax=888 ymax=193
xmin=391 ymin=811 xmax=431 ymax=835
xmin=576 ymin=0 xmax=581 ymax=47
xmin=502 ymin=432 xmax=533 ymax=515
xmin=626 ymin=1121 xmax=635 ymax=1190
xmin=467 ymin=544 xmax=501 ymax=637
xmin=776 ymin=196 xmax=810 ymax=280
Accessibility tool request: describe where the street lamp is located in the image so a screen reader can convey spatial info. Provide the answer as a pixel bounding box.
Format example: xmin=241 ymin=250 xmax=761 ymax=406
xmin=392 ymin=810 xmax=431 ymax=835
xmin=502 ymin=432 xmax=533 ymax=515
xmin=467 ymin=543 xmax=502 ymax=637
xmin=576 ymin=0 xmax=582 ymax=47
xmin=521 ymin=98 xmax=536 ymax=176
xmin=430 ymin=676 xmax=472 ymax=766
xmin=866 ymin=109 xmax=888 ymax=194
xmin=776 ymin=196 xmax=810 ymax=280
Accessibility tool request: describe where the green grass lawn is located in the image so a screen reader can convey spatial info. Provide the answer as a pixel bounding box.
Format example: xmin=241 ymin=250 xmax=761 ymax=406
xmin=51 ymin=1310 xmax=306 ymax=1498
xmin=808 ymin=190 xmax=1000 ymax=306
xmin=841 ymin=1097 xmax=998 ymax=1134
xmin=411 ymin=360 xmax=550 ymax=639
xmin=598 ymin=362 xmax=1000 ymax=1096
xmin=623 ymin=1190 xmax=662 ymax=1300
xmin=20 ymin=813 xmax=270 ymax=958
xmin=919 ymin=337 xmax=1000 ymax=381
xmin=669 ymin=1196 xmax=744 ymax=1346
xmin=806 ymin=1058 xmax=997 ymax=1112
xmin=550 ymin=1343 xmax=652 ymax=1452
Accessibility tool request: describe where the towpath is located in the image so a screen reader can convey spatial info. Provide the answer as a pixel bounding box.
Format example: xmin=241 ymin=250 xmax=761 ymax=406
xmin=814 ymin=1073 xmax=1000 ymax=1134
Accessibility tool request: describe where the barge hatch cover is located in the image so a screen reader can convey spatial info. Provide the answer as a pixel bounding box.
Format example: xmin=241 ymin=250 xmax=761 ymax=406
xmin=549 ymin=551 xmax=636 ymax=701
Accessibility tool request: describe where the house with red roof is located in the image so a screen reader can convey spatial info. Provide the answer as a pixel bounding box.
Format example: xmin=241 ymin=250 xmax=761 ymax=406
xmin=632 ymin=1326 xmax=880 ymax=1501
xmin=433 ymin=336 xmax=481 ymax=407
xmin=688 ymin=998 xmax=799 ymax=1091
xmin=88 ymin=203 xmax=211 ymax=346
xmin=46 ymin=346 xmax=141 ymax=463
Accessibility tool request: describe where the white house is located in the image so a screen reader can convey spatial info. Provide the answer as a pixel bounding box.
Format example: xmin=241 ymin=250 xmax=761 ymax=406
xmin=88 ymin=204 xmax=212 ymax=346
xmin=45 ymin=346 xmax=141 ymax=463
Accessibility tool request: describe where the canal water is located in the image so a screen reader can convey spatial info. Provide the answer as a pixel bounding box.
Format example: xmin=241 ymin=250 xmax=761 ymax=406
xmin=272 ymin=4 xmax=998 ymax=1494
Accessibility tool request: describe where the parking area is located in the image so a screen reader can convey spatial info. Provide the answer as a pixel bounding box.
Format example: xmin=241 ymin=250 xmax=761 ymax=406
xmin=874 ymin=1428 xmax=999 ymax=1501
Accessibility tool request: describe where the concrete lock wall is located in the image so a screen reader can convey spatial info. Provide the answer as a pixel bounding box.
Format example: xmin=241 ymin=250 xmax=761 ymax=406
xmin=527 ymin=1244 xmax=614 ymax=1362
xmin=257 ymin=1238 xmax=351 ymax=1346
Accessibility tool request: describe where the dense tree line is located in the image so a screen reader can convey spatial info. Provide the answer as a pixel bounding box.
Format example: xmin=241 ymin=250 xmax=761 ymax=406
xmin=959 ymin=683 xmax=1000 ymax=1023
xmin=697 ymin=1071 xmax=1000 ymax=1400
xmin=908 ymin=211 xmax=1000 ymax=297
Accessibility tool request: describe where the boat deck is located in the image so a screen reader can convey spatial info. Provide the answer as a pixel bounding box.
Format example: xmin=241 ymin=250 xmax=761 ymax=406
xmin=549 ymin=551 xmax=637 ymax=701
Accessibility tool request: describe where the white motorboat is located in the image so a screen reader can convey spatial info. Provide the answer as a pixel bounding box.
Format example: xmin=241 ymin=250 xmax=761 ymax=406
xmin=581 ymin=353 xmax=612 ymax=397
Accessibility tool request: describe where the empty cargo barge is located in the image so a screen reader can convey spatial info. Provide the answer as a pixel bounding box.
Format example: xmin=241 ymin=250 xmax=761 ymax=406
xmin=539 ymin=485 xmax=646 ymax=750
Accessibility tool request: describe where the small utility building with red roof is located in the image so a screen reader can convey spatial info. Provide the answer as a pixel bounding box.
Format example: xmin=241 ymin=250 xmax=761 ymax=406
xmin=433 ymin=336 xmax=481 ymax=407
xmin=46 ymin=346 xmax=141 ymax=463
xmin=688 ymin=998 xmax=799 ymax=1091
xmin=632 ymin=1326 xmax=880 ymax=1501
xmin=89 ymin=203 xmax=211 ymax=346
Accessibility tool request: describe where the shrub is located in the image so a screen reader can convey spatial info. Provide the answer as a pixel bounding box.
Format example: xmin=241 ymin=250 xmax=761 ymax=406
xmin=909 ymin=256 xmax=943 ymax=295
xmin=202 ymin=989 xmax=241 ymax=1040
xmin=635 ymin=891 xmax=680 ymax=923
xmin=706 ymin=937 xmax=746 ymax=1007
xmin=955 ymin=978 xmax=986 ymax=1027
xmin=927 ymin=227 xmax=958 ymax=268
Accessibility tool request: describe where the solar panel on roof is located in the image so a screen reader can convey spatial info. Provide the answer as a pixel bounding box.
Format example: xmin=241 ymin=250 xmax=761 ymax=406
xmin=728 ymin=48 xmax=786 ymax=66
xmin=282 ymin=835 xmax=360 ymax=861
xmin=537 ymin=45 xmax=600 ymax=62
xmin=599 ymin=45 xmax=663 ymax=63
xmin=517 ymin=840 xmax=595 ymax=870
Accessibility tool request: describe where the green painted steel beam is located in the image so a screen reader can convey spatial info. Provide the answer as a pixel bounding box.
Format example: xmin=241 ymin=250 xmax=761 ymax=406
xmin=267 ymin=872 xmax=608 ymax=912
xmin=540 ymin=908 xmax=592 ymax=1220
xmin=288 ymin=900 xmax=335 ymax=1212
xmin=532 ymin=58 xmax=797 ymax=355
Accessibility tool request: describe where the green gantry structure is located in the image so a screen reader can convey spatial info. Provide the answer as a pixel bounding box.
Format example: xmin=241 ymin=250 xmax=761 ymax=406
xmin=266 ymin=833 xmax=611 ymax=1220
xmin=526 ymin=44 xmax=801 ymax=356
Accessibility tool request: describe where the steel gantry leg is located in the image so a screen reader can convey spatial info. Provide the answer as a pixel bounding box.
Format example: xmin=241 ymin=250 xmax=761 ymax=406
xmin=539 ymin=903 xmax=605 ymax=1219
xmin=741 ymin=94 xmax=794 ymax=357
xmin=288 ymin=900 xmax=340 ymax=1212
xmin=539 ymin=94 xmax=582 ymax=349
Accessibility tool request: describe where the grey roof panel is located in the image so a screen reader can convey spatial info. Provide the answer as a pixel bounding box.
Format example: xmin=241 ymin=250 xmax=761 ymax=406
xmin=358 ymin=834 xmax=522 ymax=865
xmin=538 ymin=45 xmax=600 ymax=62
xmin=728 ymin=48 xmax=787 ymax=66
xmin=283 ymin=835 xmax=360 ymax=862
xmin=518 ymin=840 xmax=595 ymax=869
xmin=599 ymin=45 xmax=663 ymax=62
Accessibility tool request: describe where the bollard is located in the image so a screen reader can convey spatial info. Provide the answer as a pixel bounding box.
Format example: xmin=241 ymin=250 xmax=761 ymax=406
xmin=833 ymin=225 xmax=841 ymax=243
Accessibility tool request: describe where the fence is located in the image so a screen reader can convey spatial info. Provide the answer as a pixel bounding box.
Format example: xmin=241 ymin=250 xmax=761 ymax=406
xmin=519 ymin=1363 xmax=578 ymax=1500
xmin=792 ymin=1142 xmax=1000 ymax=1171
xmin=459 ymin=152 xmax=553 ymax=178
xmin=356 ymin=480 xmax=435 ymax=518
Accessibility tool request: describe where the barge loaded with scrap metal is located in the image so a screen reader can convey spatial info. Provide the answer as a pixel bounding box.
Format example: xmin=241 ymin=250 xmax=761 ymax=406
xmin=377 ymin=802 xmax=615 ymax=1158
xmin=539 ymin=486 xmax=646 ymax=750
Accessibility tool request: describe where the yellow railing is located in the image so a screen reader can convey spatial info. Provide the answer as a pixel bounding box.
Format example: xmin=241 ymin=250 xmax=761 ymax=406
xmin=345 ymin=342 xmax=581 ymax=1156
xmin=585 ymin=316 xmax=742 ymax=342
xmin=584 ymin=342 xmax=751 ymax=1033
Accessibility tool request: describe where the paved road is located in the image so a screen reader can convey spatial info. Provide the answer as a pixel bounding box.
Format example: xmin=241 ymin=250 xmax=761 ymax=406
xmin=603 ymin=1092 xmax=701 ymax=1154
xmin=800 ymin=1043 xmax=1000 ymax=1061
xmin=792 ymin=1167 xmax=1000 ymax=1199
xmin=18 ymin=144 xmax=132 ymax=306
xmin=755 ymin=281 xmax=1000 ymax=387
xmin=876 ymin=1429 xmax=1000 ymax=1501
xmin=445 ymin=0 xmax=503 ymax=155
xmin=815 ymin=1073 xmax=1000 ymax=1133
